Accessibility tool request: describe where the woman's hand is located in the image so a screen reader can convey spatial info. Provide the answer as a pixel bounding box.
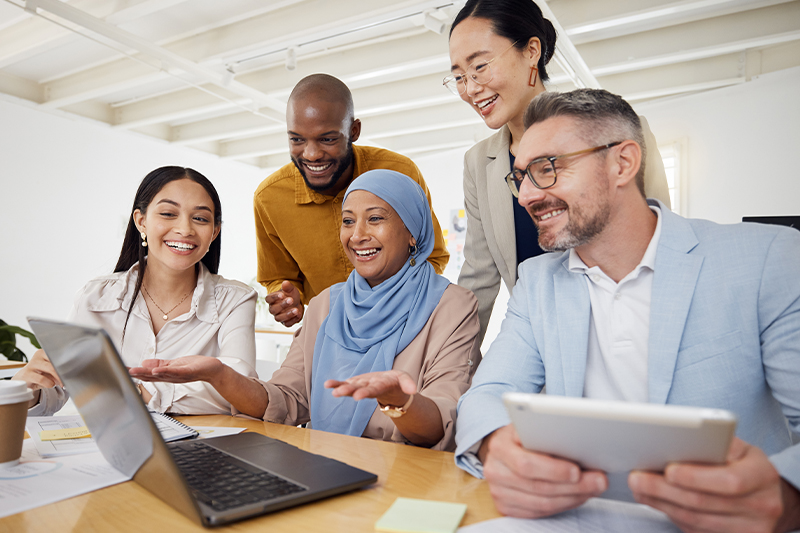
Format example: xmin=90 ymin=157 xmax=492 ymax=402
xmin=13 ymin=349 xmax=62 ymax=408
xmin=129 ymin=357 xmax=268 ymax=418
xmin=325 ymin=370 xmax=417 ymax=407
xmin=129 ymin=356 xmax=224 ymax=385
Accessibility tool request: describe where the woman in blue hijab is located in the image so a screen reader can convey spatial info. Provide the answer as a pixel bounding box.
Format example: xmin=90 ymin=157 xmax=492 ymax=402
xmin=133 ymin=169 xmax=481 ymax=450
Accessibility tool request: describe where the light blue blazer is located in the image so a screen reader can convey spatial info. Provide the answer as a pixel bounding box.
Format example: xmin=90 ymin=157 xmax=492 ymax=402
xmin=455 ymin=200 xmax=800 ymax=491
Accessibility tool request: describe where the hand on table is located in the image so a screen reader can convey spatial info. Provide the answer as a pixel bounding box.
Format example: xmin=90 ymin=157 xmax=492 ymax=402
xmin=325 ymin=369 xmax=417 ymax=407
xmin=481 ymin=424 xmax=608 ymax=518
xmin=266 ymin=281 xmax=304 ymax=327
xmin=629 ymin=437 xmax=800 ymax=533
xmin=13 ymin=349 xmax=62 ymax=407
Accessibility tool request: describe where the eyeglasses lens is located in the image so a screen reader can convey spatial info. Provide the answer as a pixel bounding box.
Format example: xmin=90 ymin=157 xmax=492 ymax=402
xmin=531 ymin=160 xmax=556 ymax=189
xmin=445 ymin=62 xmax=493 ymax=95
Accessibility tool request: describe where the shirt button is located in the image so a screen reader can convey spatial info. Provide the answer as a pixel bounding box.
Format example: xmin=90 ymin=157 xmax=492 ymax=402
xmin=591 ymin=275 xmax=601 ymax=283
xmin=614 ymin=293 xmax=621 ymax=300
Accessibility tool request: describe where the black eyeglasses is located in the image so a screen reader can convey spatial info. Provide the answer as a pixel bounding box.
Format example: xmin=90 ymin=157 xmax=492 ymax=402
xmin=505 ymin=142 xmax=623 ymax=197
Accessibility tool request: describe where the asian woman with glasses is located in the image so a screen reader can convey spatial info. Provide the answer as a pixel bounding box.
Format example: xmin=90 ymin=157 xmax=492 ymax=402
xmin=445 ymin=0 xmax=673 ymax=343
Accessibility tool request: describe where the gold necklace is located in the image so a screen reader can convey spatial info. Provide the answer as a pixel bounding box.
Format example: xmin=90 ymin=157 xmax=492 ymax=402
xmin=142 ymin=285 xmax=192 ymax=321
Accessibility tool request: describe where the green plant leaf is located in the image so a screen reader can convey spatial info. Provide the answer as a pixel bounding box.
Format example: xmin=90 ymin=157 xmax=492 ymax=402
xmin=0 ymin=341 xmax=27 ymax=361
xmin=0 ymin=324 xmax=41 ymax=349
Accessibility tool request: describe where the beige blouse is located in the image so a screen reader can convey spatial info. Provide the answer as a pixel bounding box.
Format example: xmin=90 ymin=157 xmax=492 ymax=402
xmin=31 ymin=263 xmax=258 ymax=416
xmin=256 ymin=284 xmax=482 ymax=451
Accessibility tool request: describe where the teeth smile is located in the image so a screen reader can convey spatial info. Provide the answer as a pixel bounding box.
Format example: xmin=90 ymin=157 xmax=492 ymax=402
xmin=355 ymin=248 xmax=378 ymax=257
xmin=306 ymin=163 xmax=332 ymax=172
xmin=476 ymin=95 xmax=498 ymax=109
xmin=166 ymin=241 xmax=197 ymax=251
xmin=540 ymin=208 xmax=566 ymax=221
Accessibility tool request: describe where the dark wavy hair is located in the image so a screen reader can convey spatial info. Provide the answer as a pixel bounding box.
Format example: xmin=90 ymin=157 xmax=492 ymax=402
xmin=450 ymin=0 xmax=558 ymax=82
xmin=115 ymin=166 xmax=222 ymax=339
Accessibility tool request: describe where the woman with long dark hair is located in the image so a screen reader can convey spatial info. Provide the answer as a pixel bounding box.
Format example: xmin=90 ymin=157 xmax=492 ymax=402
xmin=15 ymin=166 xmax=257 ymax=415
xmin=446 ymin=0 xmax=672 ymax=342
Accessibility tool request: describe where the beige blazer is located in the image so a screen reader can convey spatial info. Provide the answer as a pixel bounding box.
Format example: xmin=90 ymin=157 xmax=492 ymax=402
xmin=458 ymin=117 xmax=671 ymax=343
xmin=255 ymin=284 xmax=482 ymax=452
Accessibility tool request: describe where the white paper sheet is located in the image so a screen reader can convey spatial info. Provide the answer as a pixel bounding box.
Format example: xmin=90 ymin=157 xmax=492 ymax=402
xmin=458 ymin=498 xmax=682 ymax=533
xmin=26 ymin=415 xmax=248 ymax=459
xmin=190 ymin=426 xmax=247 ymax=439
xmin=0 ymin=439 xmax=130 ymax=519
xmin=26 ymin=416 xmax=99 ymax=457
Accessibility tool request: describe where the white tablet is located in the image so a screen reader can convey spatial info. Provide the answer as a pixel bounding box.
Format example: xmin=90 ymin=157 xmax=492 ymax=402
xmin=503 ymin=393 xmax=737 ymax=500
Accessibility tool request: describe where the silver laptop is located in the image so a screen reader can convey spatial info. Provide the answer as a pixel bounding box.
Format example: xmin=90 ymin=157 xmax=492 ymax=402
xmin=27 ymin=318 xmax=377 ymax=527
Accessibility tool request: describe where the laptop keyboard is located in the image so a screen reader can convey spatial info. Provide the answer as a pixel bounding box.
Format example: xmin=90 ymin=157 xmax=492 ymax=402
xmin=169 ymin=441 xmax=307 ymax=512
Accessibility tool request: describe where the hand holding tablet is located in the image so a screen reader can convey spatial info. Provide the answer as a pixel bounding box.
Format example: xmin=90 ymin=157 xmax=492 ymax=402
xmin=501 ymin=393 xmax=737 ymax=501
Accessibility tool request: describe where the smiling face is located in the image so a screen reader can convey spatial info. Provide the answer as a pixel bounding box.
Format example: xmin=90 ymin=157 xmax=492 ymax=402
xmin=133 ymin=179 xmax=220 ymax=275
xmin=448 ymin=16 xmax=540 ymax=131
xmin=287 ymin=95 xmax=361 ymax=196
xmin=516 ymin=116 xmax=613 ymax=252
xmin=340 ymin=190 xmax=415 ymax=288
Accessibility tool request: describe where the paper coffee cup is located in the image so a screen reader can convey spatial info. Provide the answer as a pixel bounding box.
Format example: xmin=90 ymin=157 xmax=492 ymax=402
xmin=0 ymin=380 xmax=33 ymax=466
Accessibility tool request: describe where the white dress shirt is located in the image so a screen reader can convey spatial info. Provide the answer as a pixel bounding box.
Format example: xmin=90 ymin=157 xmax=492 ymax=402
xmin=569 ymin=205 xmax=663 ymax=402
xmin=31 ymin=263 xmax=257 ymax=416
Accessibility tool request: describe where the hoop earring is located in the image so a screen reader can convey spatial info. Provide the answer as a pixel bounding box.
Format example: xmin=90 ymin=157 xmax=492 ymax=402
xmin=140 ymin=231 xmax=148 ymax=247
xmin=528 ymin=66 xmax=538 ymax=87
xmin=409 ymin=244 xmax=418 ymax=267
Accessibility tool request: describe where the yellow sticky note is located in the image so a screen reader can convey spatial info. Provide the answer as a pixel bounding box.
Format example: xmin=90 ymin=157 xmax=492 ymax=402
xmin=375 ymin=498 xmax=467 ymax=533
xmin=40 ymin=426 xmax=92 ymax=441
xmin=458 ymin=209 xmax=465 ymax=218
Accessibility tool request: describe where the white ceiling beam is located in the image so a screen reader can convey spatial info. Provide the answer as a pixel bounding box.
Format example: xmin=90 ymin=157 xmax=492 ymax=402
xmin=213 ymin=0 xmax=457 ymax=69
xmin=0 ymin=0 xmax=188 ymax=69
xmin=360 ymin=102 xmax=485 ymax=140
xmin=171 ymin=112 xmax=284 ymax=146
xmin=592 ymin=30 xmax=800 ymax=77
xmin=378 ymin=124 xmax=492 ymax=154
xmin=113 ymin=33 xmax=452 ymax=135
xmin=537 ymin=0 xmax=601 ymax=89
xmin=25 ymin=0 xmax=453 ymax=112
xmin=624 ymin=77 xmax=746 ymax=102
xmin=579 ymin=1 xmax=800 ymax=71
xmin=0 ymin=69 xmax=43 ymax=101
xmin=237 ymin=31 xmax=450 ymax=95
xmin=218 ymin=102 xmax=486 ymax=160
xmin=561 ymin=0 xmax=795 ymax=44
xmin=170 ymin=73 xmax=460 ymax=146
xmin=26 ymin=0 xmax=287 ymax=117
xmin=112 ymin=86 xmax=246 ymax=129
xmin=219 ymin=132 xmax=288 ymax=160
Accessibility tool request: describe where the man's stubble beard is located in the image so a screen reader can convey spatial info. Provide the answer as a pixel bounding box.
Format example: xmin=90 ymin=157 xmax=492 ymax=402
xmin=292 ymin=141 xmax=354 ymax=193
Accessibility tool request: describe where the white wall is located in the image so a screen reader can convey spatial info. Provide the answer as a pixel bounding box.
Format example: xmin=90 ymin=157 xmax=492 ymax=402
xmin=0 ymin=100 xmax=265 ymax=357
xmin=637 ymin=66 xmax=800 ymax=222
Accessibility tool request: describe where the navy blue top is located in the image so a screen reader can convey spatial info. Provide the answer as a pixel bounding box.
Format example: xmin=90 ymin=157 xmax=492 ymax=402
xmin=510 ymin=151 xmax=545 ymax=273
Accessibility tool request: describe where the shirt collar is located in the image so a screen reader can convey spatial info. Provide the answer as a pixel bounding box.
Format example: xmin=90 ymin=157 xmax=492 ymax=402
xmin=87 ymin=262 xmax=219 ymax=324
xmin=568 ymin=203 xmax=663 ymax=275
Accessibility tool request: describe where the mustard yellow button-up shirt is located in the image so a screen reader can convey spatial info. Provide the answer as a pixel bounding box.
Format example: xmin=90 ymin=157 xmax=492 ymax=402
xmin=254 ymin=145 xmax=449 ymax=304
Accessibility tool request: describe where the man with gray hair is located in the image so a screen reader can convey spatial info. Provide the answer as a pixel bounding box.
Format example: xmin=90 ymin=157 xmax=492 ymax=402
xmin=454 ymin=89 xmax=800 ymax=531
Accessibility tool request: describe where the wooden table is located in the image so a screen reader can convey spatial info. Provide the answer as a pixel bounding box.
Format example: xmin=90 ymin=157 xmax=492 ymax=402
xmin=0 ymin=360 xmax=26 ymax=379
xmin=1 ymin=415 xmax=501 ymax=532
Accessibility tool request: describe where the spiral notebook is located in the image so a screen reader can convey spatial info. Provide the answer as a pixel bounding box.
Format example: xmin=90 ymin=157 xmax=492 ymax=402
xmin=148 ymin=411 xmax=199 ymax=442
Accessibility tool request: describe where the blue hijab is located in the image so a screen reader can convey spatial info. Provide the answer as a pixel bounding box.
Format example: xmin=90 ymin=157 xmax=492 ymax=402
xmin=309 ymin=170 xmax=450 ymax=436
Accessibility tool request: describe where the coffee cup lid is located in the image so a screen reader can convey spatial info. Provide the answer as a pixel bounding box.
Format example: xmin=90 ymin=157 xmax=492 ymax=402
xmin=0 ymin=380 xmax=34 ymax=404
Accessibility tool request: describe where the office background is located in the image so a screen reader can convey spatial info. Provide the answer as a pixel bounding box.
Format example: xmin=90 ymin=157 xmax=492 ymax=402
xmin=2 ymin=1 xmax=799 ymax=356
